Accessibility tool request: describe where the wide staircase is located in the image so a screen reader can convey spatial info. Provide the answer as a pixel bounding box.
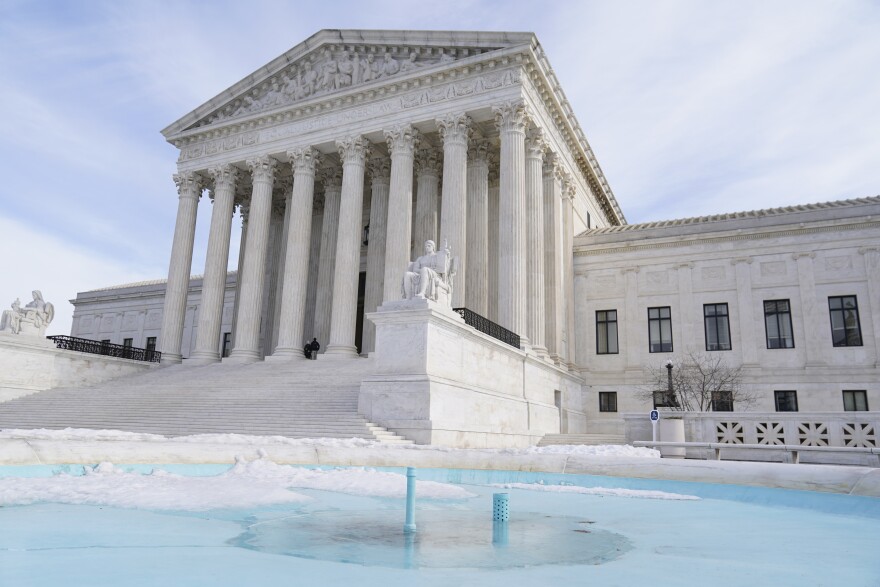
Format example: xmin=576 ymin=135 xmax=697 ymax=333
xmin=0 ymin=357 xmax=412 ymax=444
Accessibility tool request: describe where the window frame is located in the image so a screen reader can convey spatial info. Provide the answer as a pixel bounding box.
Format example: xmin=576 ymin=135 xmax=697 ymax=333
xmin=774 ymin=390 xmax=799 ymax=412
xmin=764 ymin=299 xmax=795 ymax=349
xmin=598 ymin=391 xmax=618 ymax=413
xmin=647 ymin=306 xmax=673 ymax=353
xmin=711 ymin=390 xmax=734 ymax=412
xmin=222 ymin=332 xmax=232 ymax=358
xmin=595 ymin=310 xmax=619 ymax=355
xmin=828 ymin=296 xmax=863 ymax=347
xmin=703 ymin=303 xmax=732 ymax=351
xmin=843 ymin=390 xmax=869 ymax=412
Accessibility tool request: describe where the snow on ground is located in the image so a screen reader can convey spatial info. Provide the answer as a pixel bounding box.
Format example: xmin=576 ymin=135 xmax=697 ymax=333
xmin=0 ymin=456 xmax=475 ymax=511
xmin=492 ymin=482 xmax=700 ymax=501
xmin=0 ymin=428 xmax=660 ymax=458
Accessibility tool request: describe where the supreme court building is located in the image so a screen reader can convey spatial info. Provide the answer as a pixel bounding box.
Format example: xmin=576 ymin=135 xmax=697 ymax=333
xmin=69 ymin=30 xmax=879 ymax=444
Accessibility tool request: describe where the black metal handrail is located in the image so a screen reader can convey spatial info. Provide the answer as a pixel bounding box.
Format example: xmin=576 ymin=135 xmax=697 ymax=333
xmin=453 ymin=308 xmax=521 ymax=349
xmin=47 ymin=335 xmax=162 ymax=363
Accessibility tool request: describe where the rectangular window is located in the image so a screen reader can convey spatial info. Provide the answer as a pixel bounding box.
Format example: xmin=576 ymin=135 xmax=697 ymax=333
xmin=122 ymin=338 xmax=133 ymax=347
xmin=764 ymin=300 xmax=794 ymax=349
xmin=222 ymin=333 xmax=232 ymax=358
xmin=122 ymin=338 xmax=133 ymax=359
xmin=712 ymin=390 xmax=734 ymax=412
xmin=599 ymin=392 xmax=618 ymax=412
xmin=596 ymin=310 xmax=619 ymax=354
xmin=774 ymin=390 xmax=798 ymax=412
xmin=843 ymin=390 xmax=869 ymax=412
xmin=704 ymin=303 xmax=731 ymax=351
xmin=829 ymin=296 xmax=862 ymax=347
xmin=145 ymin=337 xmax=157 ymax=361
xmin=648 ymin=307 xmax=673 ymax=353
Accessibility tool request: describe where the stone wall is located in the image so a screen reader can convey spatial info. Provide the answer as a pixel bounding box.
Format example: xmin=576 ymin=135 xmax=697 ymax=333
xmin=0 ymin=335 xmax=155 ymax=402
xmin=359 ymin=299 xmax=583 ymax=447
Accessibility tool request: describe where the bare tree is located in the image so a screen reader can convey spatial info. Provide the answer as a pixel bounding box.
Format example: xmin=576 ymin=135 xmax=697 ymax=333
xmin=639 ymin=352 xmax=756 ymax=411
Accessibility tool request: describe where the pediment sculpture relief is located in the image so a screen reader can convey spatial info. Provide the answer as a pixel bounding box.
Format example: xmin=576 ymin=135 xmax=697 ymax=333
xmin=199 ymin=47 xmax=472 ymax=128
xmin=402 ymin=240 xmax=458 ymax=307
xmin=1 ymin=290 xmax=55 ymax=337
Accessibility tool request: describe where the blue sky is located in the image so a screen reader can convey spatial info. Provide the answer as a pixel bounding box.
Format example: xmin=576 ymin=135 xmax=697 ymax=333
xmin=1 ymin=0 xmax=878 ymax=335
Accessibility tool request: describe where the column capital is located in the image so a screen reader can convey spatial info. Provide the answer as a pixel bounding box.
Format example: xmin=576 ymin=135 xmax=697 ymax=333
xmin=542 ymin=150 xmax=564 ymax=181
xmin=730 ymin=256 xmax=753 ymax=266
xmin=858 ymin=246 xmax=879 ymax=255
xmin=525 ymin=127 xmax=547 ymax=160
xmin=246 ymin=155 xmax=277 ymax=184
xmin=621 ymin=266 xmax=640 ymax=275
xmin=493 ymin=100 xmax=531 ymax=134
xmin=367 ymin=155 xmax=391 ymax=184
xmin=318 ymin=166 xmax=343 ymax=189
xmin=792 ymin=251 xmax=816 ymax=261
xmin=288 ymin=147 xmax=322 ymax=176
xmin=336 ymin=135 xmax=371 ymax=164
xmin=173 ymin=170 xmax=204 ymax=198
xmin=384 ymin=124 xmax=421 ymax=155
xmin=415 ymin=148 xmax=443 ymax=178
xmin=436 ymin=112 xmax=472 ymax=146
xmin=468 ymin=138 xmax=491 ymax=165
xmin=207 ymin=164 xmax=239 ymax=192
xmin=274 ymin=176 xmax=293 ymax=199
xmin=562 ymin=172 xmax=576 ymax=200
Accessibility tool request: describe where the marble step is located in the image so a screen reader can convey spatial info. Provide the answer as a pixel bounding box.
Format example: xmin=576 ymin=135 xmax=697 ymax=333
xmin=536 ymin=434 xmax=628 ymax=446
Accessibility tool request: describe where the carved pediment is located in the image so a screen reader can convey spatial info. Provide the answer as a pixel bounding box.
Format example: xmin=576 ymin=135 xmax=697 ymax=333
xmin=164 ymin=30 xmax=534 ymax=137
xmin=190 ymin=45 xmax=502 ymax=131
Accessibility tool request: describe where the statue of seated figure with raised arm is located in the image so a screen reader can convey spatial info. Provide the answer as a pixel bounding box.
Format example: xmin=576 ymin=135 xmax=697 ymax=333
xmin=401 ymin=240 xmax=457 ymax=306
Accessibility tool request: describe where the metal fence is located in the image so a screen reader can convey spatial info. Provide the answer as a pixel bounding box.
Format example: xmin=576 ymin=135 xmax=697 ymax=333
xmin=47 ymin=335 xmax=162 ymax=363
xmin=452 ymin=307 xmax=521 ymax=349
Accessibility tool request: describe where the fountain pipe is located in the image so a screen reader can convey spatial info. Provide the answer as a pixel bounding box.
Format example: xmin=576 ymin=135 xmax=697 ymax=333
xmin=404 ymin=467 xmax=417 ymax=533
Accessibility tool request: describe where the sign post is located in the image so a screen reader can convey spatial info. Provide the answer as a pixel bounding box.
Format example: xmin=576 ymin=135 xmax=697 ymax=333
xmin=650 ymin=409 xmax=660 ymax=443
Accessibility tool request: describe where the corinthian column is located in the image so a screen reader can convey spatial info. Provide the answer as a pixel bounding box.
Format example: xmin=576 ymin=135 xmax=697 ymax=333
xmin=412 ymin=148 xmax=441 ymax=260
xmin=436 ymin=113 xmax=471 ymax=308
xmin=303 ymin=192 xmax=324 ymax=340
xmin=382 ymin=125 xmax=420 ymax=303
xmin=272 ymin=147 xmax=322 ymax=358
xmin=313 ymin=167 xmax=342 ymax=350
xmin=494 ymin=101 xmax=529 ymax=345
xmin=159 ymin=171 xmax=203 ymax=363
xmin=466 ymin=139 xmax=490 ymax=316
xmin=228 ymin=155 xmax=276 ymax=362
xmin=562 ymin=177 xmax=577 ymax=371
xmin=543 ymin=153 xmax=564 ymax=363
xmin=326 ymin=136 xmax=371 ymax=356
xmin=362 ymin=155 xmax=391 ymax=353
xmin=189 ymin=164 xmax=238 ymax=363
xmin=525 ymin=128 xmax=547 ymax=355
xmin=487 ymin=155 xmax=500 ymax=322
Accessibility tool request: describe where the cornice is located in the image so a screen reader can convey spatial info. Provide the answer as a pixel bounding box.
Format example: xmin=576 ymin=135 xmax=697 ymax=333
xmin=574 ymin=219 xmax=880 ymax=257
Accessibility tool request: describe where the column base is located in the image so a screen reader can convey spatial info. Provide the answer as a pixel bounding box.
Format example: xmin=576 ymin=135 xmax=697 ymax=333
xmin=225 ymin=349 xmax=262 ymax=364
xmin=186 ymin=350 xmax=221 ymax=365
xmin=323 ymin=345 xmax=360 ymax=358
xmin=161 ymin=353 xmax=183 ymax=364
xmin=265 ymin=348 xmax=308 ymax=362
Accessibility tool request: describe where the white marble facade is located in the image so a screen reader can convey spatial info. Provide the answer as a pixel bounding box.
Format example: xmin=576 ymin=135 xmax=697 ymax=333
xmin=575 ymin=197 xmax=880 ymax=434
xmin=67 ymin=30 xmax=879 ymax=440
xmin=152 ymin=30 xmax=616 ymax=365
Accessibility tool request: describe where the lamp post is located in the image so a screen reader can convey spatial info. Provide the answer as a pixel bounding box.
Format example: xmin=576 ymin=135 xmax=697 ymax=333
xmin=664 ymin=360 xmax=676 ymax=408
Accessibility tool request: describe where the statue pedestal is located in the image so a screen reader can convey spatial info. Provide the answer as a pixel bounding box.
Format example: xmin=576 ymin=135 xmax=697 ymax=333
xmin=359 ymin=298 xmax=581 ymax=448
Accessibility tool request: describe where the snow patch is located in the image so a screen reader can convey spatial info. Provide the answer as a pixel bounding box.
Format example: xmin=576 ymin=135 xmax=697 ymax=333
xmin=492 ymin=482 xmax=700 ymax=501
xmin=0 ymin=457 xmax=475 ymax=510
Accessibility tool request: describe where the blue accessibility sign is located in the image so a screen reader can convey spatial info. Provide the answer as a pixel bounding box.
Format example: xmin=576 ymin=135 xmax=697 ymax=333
xmin=650 ymin=410 xmax=660 ymax=421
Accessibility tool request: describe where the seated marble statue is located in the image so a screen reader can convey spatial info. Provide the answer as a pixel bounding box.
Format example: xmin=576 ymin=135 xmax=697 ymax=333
xmin=0 ymin=290 xmax=54 ymax=336
xmin=401 ymin=240 xmax=457 ymax=305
